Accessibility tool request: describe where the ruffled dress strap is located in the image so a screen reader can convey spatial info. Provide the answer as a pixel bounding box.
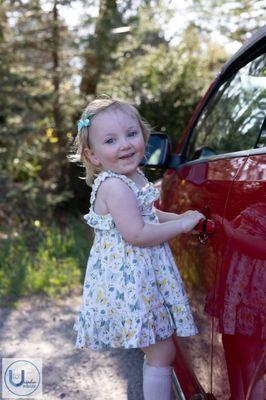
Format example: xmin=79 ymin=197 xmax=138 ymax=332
xmin=136 ymin=169 xmax=160 ymax=211
xmin=90 ymin=170 xmax=139 ymax=207
xmin=84 ymin=170 xmax=140 ymax=230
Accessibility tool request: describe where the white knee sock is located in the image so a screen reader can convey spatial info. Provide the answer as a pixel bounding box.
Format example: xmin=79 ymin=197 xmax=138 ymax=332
xmin=143 ymin=359 xmax=172 ymax=400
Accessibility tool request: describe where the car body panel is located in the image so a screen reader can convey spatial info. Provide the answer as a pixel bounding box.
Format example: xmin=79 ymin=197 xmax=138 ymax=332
xmin=153 ymin=28 xmax=266 ymax=400
xmin=210 ymin=154 xmax=266 ymax=398
xmin=160 ymin=156 xmax=248 ymax=398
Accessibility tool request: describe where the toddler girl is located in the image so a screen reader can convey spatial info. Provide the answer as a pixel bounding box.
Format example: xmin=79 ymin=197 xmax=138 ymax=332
xmin=72 ymin=95 xmax=204 ymax=400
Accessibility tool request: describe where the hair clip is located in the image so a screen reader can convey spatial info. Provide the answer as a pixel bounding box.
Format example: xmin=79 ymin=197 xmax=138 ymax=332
xmin=77 ymin=118 xmax=91 ymax=131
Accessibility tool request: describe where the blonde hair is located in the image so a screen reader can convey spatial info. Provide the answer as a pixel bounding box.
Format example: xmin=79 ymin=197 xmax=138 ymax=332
xmin=69 ymin=95 xmax=151 ymax=186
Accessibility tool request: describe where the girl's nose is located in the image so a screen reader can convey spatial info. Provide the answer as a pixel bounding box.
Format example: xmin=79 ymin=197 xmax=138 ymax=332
xmin=119 ymin=139 xmax=131 ymax=150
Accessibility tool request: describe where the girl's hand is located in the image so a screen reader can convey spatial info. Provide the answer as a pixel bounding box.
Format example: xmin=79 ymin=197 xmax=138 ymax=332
xmin=180 ymin=211 xmax=205 ymax=233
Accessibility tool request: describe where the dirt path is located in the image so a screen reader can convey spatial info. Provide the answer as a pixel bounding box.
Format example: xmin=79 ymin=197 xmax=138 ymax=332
xmin=0 ymin=289 xmax=230 ymax=400
xmin=0 ymin=290 xmax=145 ymax=400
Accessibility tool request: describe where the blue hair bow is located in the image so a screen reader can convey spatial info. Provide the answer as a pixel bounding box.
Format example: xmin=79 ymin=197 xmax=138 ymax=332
xmin=77 ymin=117 xmax=91 ymax=130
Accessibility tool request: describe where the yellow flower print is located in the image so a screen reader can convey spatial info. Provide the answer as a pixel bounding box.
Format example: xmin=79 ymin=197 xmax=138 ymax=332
xmin=170 ymin=283 xmax=176 ymax=290
xmin=109 ymin=253 xmax=119 ymax=263
xmin=103 ymin=241 xmax=112 ymax=250
xmin=147 ymin=294 xmax=155 ymax=304
xmin=126 ymin=248 xmax=133 ymax=256
xmin=159 ymin=311 xmax=166 ymax=319
xmin=96 ymin=290 xmax=107 ymax=304
xmin=124 ymin=329 xmax=136 ymax=340
xmin=173 ymin=305 xmax=183 ymax=313
xmin=160 ymin=278 xmax=167 ymax=288
xmin=141 ymin=295 xmax=149 ymax=305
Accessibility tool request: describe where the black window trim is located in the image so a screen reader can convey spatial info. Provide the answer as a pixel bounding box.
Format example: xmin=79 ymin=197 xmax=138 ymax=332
xmin=180 ymin=41 xmax=266 ymax=164
xmin=255 ymin=116 xmax=266 ymax=148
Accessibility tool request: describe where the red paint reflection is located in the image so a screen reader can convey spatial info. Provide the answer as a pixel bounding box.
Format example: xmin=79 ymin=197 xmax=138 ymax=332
xmin=205 ymin=203 xmax=266 ymax=399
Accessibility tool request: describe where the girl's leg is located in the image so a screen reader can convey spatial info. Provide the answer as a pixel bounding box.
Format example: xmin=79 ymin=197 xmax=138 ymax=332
xmin=141 ymin=335 xmax=176 ymax=366
xmin=222 ymin=334 xmax=245 ymax=400
xmin=141 ymin=336 xmax=176 ymax=400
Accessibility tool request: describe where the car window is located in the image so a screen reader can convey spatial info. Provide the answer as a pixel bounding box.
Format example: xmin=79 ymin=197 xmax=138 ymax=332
xmin=187 ymin=53 xmax=266 ymax=160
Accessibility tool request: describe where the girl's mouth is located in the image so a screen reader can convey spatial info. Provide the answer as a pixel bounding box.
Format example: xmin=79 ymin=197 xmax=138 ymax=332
xmin=119 ymin=152 xmax=135 ymax=159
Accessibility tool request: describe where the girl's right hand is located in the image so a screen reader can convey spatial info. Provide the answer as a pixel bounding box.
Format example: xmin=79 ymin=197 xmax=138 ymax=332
xmin=180 ymin=210 xmax=205 ymax=233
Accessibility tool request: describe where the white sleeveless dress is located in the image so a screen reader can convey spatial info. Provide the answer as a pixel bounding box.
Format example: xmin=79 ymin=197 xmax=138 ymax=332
xmin=73 ymin=169 xmax=197 ymax=350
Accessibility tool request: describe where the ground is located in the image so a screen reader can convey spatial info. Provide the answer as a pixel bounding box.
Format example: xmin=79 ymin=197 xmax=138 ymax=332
xmin=0 ymin=290 xmax=145 ymax=400
xmin=0 ymin=289 xmax=229 ymax=400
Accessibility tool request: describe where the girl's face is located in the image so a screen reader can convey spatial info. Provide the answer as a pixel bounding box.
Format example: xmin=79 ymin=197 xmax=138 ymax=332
xmin=85 ymin=108 xmax=146 ymax=177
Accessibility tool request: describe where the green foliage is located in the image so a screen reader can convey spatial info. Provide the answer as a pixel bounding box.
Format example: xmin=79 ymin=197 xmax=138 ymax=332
xmin=0 ymin=0 xmax=78 ymax=225
xmin=80 ymin=0 xmax=124 ymax=94
xmin=0 ymin=0 xmax=253 ymax=229
xmin=0 ymin=216 xmax=92 ymax=304
xmin=98 ymin=24 xmax=227 ymax=146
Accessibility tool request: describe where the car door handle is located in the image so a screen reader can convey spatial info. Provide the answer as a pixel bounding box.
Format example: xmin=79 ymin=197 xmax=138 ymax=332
xmin=197 ymin=218 xmax=216 ymax=235
xmin=197 ymin=218 xmax=216 ymax=244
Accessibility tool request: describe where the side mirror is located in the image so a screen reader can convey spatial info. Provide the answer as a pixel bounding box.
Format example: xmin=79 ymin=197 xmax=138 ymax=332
xmin=140 ymin=132 xmax=181 ymax=169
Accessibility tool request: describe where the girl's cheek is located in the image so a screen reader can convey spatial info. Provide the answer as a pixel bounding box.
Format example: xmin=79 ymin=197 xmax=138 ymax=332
xmin=136 ymin=135 xmax=145 ymax=148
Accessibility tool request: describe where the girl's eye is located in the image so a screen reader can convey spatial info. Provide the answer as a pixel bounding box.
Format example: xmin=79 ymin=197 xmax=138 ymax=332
xmin=128 ymin=131 xmax=138 ymax=137
xmin=105 ymin=138 xmax=115 ymax=144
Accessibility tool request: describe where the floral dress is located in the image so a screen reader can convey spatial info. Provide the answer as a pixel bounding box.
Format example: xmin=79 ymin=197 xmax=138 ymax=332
xmin=73 ymin=169 xmax=197 ymax=350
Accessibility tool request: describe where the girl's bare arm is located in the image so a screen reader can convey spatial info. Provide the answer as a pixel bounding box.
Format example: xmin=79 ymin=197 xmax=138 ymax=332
xmin=101 ymin=178 xmax=204 ymax=247
xmin=155 ymin=208 xmax=184 ymax=223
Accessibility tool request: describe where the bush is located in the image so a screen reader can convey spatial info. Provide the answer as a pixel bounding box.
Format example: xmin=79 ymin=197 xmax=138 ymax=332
xmin=0 ymin=215 xmax=93 ymax=304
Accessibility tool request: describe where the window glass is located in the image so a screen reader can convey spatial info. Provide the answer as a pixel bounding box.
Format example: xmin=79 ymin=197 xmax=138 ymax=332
xmin=187 ymin=54 xmax=266 ymax=160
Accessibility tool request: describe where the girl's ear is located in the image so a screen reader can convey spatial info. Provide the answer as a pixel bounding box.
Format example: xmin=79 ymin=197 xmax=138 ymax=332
xmin=84 ymin=148 xmax=101 ymax=166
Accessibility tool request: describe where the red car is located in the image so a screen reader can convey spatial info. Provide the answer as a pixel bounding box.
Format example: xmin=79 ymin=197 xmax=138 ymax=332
xmin=144 ymin=27 xmax=266 ymax=400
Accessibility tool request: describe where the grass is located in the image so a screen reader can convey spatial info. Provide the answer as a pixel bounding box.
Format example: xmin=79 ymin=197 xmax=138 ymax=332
xmin=0 ymin=215 xmax=93 ymax=306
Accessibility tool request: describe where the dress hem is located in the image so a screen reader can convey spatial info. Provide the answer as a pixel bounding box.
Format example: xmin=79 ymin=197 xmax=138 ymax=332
xmin=73 ymin=301 xmax=198 ymax=351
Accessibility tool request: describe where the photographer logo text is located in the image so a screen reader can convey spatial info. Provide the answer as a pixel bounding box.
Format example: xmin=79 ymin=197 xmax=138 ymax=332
xmin=2 ymin=358 xmax=42 ymax=398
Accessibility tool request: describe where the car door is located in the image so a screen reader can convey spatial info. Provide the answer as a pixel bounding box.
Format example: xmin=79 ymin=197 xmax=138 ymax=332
xmin=160 ymin=51 xmax=266 ymax=399
xmin=212 ymin=149 xmax=266 ymax=400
